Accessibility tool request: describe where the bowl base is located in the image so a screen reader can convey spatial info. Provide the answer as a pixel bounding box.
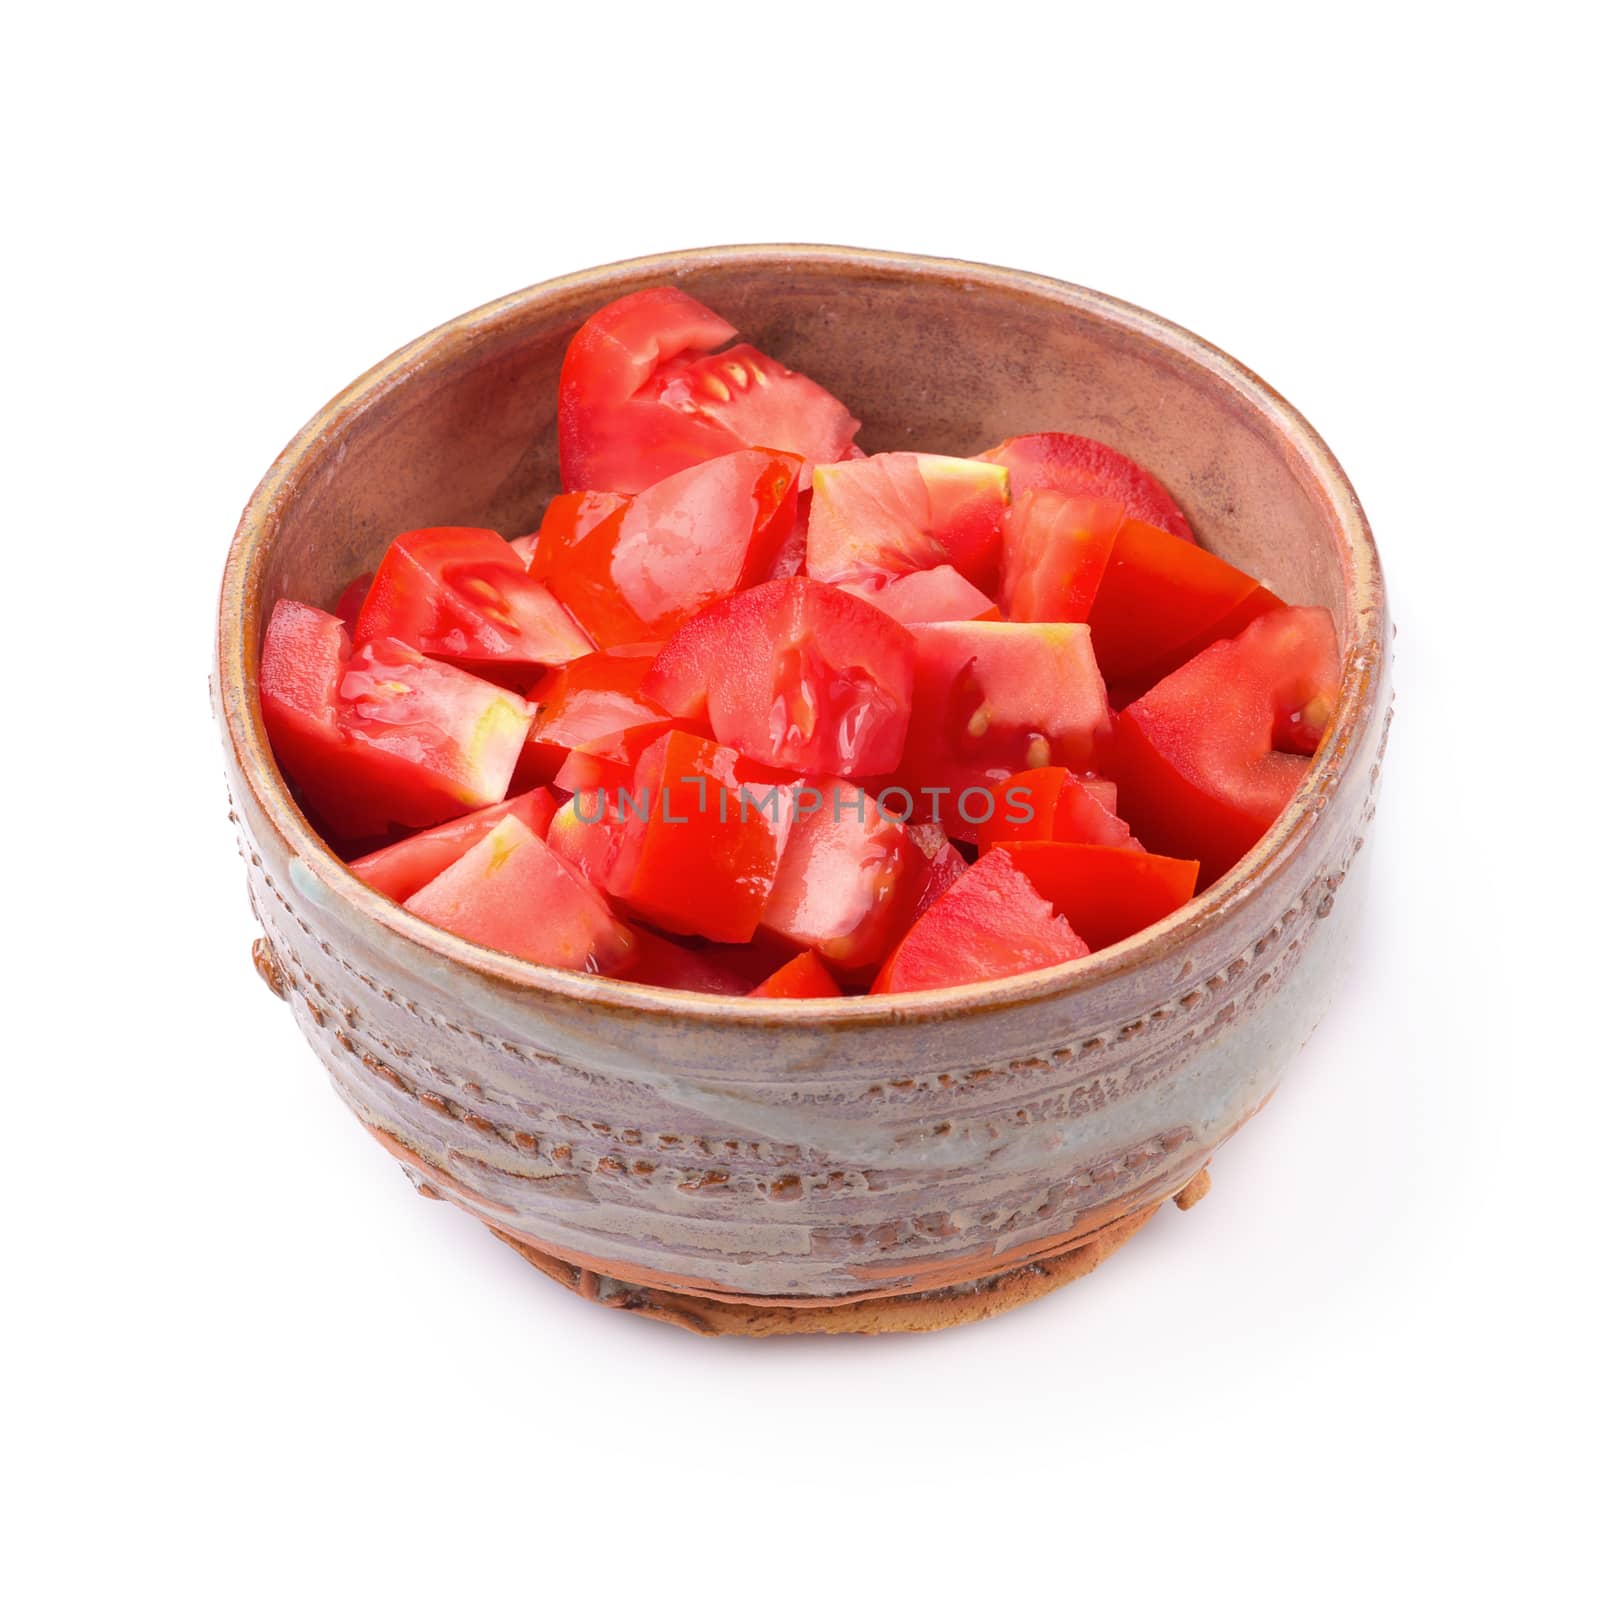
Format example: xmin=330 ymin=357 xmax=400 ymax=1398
xmin=485 ymin=1169 xmax=1211 ymax=1337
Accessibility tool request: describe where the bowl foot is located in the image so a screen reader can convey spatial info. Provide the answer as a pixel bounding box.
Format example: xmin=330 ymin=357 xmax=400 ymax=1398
xmin=485 ymin=1168 xmax=1210 ymax=1337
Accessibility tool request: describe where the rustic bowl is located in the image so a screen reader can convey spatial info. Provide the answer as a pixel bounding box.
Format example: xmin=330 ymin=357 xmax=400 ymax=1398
xmin=214 ymin=245 xmax=1391 ymax=1336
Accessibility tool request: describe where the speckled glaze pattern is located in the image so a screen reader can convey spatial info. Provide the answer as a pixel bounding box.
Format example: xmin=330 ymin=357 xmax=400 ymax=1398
xmin=215 ymin=246 xmax=1390 ymax=1319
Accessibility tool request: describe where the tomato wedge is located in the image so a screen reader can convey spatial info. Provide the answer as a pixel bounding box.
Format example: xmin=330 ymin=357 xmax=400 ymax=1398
xmin=260 ymin=601 xmax=532 ymax=840
xmin=892 ymin=621 xmax=1112 ymax=812
xmin=760 ymin=781 xmax=921 ymax=970
xmin=807 ymin=453 xmax=1009 ymax=590
xmin=844 ymin=565 xmax=1000 ymax=625
xmin=403 ymin=815 xmax=635 ymax=974
xmin=600 ymin=729 xmax=795 ymax=943
xmin=522 ymin=645 xmax=676 ymax=765
xmin=1088 ymin=519 xmax=1282 ymax=692
xmin=1001 ymin=842 xmax=1199 ymax=951
xmin=977 ymin=767 xmax=1140 ymax=853
xmin=334 ymin=572 xmax=373 ymax=628
xmin=643 ymin=577 xmax=915 ymax=780
xmin=749 ymin=951 xmax=843 ymax=999
xmin=1115 ymin=606 xmax=1341 ymax=885
xmin=978 ymin=432 xmax=1193 ymax=542
xmin=871 ymin=848 xmax=1089 ymax=994
xmin=355 ymin=526 xmax=591 ymax=671
xmin=531 ymin=449 xmax=801 ymax=647
xmin=624 ymin=929 xmax=754 ymax=996
xmin=559 ymin=286 xmax=859 ymax=492
xmin=999 ymin=493 xmax=1123 ymax=623
xmin=348 ymin=788 xmax=560 ymax=903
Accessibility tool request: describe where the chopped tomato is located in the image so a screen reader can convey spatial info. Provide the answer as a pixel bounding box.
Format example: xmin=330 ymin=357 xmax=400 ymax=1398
xmin=531 ymin=449 xmax=801 ymax=647
xmin=892 ymin=621 xmax=1112 ymax=812
xmin=977 ymin=766 xmax=1140 ymax=853
xmin=750 ymin=951 xmax=843 ymax=999
xmin=1115 ymin=606 xmax=1341 ymax=885
xmin=260 ymin=601 xmax=532 ymax=840
xmin=334 ymin=572 xmax=373 ymax=628
xmin=1000 ymin=493 xmax=1123 ymax=623
xmin=844 ymin=564 xmax=1000 ymax=625
xmin=760 ymin=782 xmax=921 ymax=970
xmin=807 ymin=453 xmax=1009 ymax=590
xmin=643 ymin=577 xmax=915 ymax=780
xmin=507 ymin=532 xmax=539 ymax=569
xmin=871 ymin=848 xmax=1089 ymax=994
xmin=624 ymin=929 xmax=753 ymax=996
xmin=978 ymin=432 xmax=1193 ymax=542
xmin=403 ymin=815 xmax=635 ymax=974
xmin=1089 ymin=519 xmax=1282 ymax=692
xmin=559 ymin=286 xmax=858 ymax=492
xmin=601 ymin=729 xmax=794 ymax=943
xmin=522 ymin=645 xmax=678 ymax=768
xmin=348 ymin=788 xmax=560 ymax=902
xmin=355 ymin=526 xmax=591 ymax=671
xmin=1001 ymin=841 xmax=1199 ymax=951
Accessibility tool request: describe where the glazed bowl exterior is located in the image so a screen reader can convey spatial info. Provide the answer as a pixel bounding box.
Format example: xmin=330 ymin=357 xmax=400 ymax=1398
xmin=215 ymin=246 xmax=1390 ymax=1315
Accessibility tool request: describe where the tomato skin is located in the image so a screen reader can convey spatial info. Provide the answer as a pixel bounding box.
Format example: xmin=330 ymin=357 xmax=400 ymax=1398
xmin=532 ymin=450 xmax=802 ymax=647
xmin=976 ymin=767 xmax=1140 ymax=853
xmin=1000 ymin=842 xmax=1199 ymax=952
xmin=871 ymin=848 xmax=1089 ymax=994
xmin=893 ymin=621 xmax=1113 ymax=813
xmin=843 ymin=565 xmax=1000 ymax=625
xmin=348 ymin=788 xmax=560 ymax=903
xmin=603 ymin=729 xmax=794 ymax=943
xmin=403 ymin=815 xmax=636 ymax=974
xmin=559 ymin=287 xmax=859 ymax=492
xmin=978 ymin=432 xmax=1193 ymax=542
xmin=807 ymin=454 xmax=1009 ymax=590
xmin=624 ymin=929 xmax=754 ymax=996
xmin=1088 ymin=519 xmax=1281 ymax=692
xmin=1000 ymin=493 xmax=1123 ymax=623
xmin=1114 ymin=605 xmax=1341 ymax=886
xmin=759 ymin=781 xmax=921 ymax=970
xmin=749 ymin=951 xmax=843 ymax=999
xmin=355 ymin=526 xmax=591 ymax=671
xmin=643 ymin=577 xmax=916 ymax=780
xmin=334 ymin=572 xmax=374 ymax=628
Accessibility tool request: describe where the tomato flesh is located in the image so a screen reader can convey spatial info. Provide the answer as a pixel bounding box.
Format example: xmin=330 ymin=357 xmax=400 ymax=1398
xmin=532 ymin=450 xmax=801 ymax=647
xmin=977 ymin=767 xmax=1140 ymax=853
xmin=260 ymin=601 xmax=532 ymax=841
xmin=521 ymin=645 xmax=679 ymax=768
xmin=334 ymin=572 xmax=373 ymax=628
xmin=844 ymin=564 xmax=1000 ymax=625
xmin=348 ymin=788 xmax=559 ymax=903
xmin=750 ymin=951 xmax=843 ymax=999
xmin=808 ymin=453 xmax=1009 ymax=590
xmin=1001 ymin=841 xmax=1198 ymax=951
xmin=355 ymin=526 xmax=591 ymax=672
xmin=643 ymin=577 xmax=915 ymax=780
xmin=978 ymin=432 xmax=1193 ymax=542
xmin=559 ymin=286 xmax=858 ymax=492
xmin=403 ymin=815 xmax=635 ymax=974
xmin=601 ymin=729 xmax=794 ymax=943
xmin=1115 ymin=606 xmax=1341 ymax=885
xmin=760 ymin=781 xmax=921 ymax=969
xmin=624 ymin=929 xmax=754 ymax=996
xmin=893 ymin=621 xmax=1112 ymax=811
xmin=1000 ymin=493 xmax=1123 ymax=623
xmin=871 ymin=848 xmax=1089 ymax=994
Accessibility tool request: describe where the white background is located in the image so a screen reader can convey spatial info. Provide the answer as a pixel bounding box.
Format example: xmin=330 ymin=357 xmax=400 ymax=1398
xmin=6 ymin=4 xmax=1594 ymax=1594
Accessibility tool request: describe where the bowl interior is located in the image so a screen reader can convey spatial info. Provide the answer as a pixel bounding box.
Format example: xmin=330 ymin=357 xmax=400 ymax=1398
xmin=252 ymin=251 xmax=1352 ymax=636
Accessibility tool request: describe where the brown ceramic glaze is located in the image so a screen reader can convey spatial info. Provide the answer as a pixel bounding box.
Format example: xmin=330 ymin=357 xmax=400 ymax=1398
xmin=214 ymin=246 xmax=1391 ymax=1334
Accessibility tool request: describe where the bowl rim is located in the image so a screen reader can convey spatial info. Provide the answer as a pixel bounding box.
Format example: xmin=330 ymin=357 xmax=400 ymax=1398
xmin=216 ymin=242 xmax=1387 ymax=1026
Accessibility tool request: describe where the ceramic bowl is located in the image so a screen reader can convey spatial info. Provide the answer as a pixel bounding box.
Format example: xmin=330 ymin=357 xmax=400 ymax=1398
xmin=214 ymin=246 xmax=1391 ymax=1335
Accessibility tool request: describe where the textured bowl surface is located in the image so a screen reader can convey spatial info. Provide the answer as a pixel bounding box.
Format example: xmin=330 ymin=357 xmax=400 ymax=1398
xmin=216 ymin=246 xmax=1390 ymax=1318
